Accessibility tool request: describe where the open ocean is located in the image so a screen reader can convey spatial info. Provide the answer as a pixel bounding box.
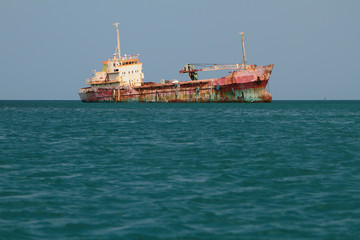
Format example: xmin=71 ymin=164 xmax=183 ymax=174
xmin=0 ymin=100 xmax=359 ymax=239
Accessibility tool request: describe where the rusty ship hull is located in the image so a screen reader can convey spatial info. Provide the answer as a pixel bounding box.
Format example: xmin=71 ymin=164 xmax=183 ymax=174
xmin=79 ymin=64 xmax=273 ymax=103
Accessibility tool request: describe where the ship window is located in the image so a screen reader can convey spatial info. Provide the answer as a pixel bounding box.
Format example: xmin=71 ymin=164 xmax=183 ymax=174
xmin=114 ymin=69 xmax=119 ymax=72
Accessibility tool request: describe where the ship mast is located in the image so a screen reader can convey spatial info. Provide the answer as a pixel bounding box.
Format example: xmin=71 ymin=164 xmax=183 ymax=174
xmin=113 ymin=22 xmax=121 ymax=59
xmin=239 ymin=32 xmax=247 ymax=69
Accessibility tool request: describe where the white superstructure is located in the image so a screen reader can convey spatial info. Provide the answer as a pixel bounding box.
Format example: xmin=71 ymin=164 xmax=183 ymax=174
xmin=85 ymin=23 xmax=144 ymax=88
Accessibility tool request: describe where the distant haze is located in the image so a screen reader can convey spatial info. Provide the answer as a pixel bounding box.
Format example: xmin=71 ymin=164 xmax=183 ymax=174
xmin=0 ymin=0 xmax=359 ymax=100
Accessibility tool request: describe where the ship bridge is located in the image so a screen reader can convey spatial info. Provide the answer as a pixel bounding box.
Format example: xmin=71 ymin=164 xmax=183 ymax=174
xmin=86 ymin=23 xmax=144 ymax=88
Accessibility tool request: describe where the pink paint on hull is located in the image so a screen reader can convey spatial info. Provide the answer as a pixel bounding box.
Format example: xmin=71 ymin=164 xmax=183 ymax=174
xmin=79 ymin=64 xmax=274 ymax=103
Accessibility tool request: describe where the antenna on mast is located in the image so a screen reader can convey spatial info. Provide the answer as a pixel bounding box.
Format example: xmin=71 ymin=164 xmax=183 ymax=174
xmin=239 ymin=32 xmax=247 ymax=70
xmin=113 ymin=22 xmax=121 ymax=59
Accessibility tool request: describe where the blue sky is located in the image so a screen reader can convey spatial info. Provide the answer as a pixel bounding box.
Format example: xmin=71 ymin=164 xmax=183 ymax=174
xmin=0 ymin=0 xmax=359 ymax=100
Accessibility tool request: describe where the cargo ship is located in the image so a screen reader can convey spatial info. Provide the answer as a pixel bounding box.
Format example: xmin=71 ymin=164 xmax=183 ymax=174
xmin=78 ymin=23 xmax=273 ymax=103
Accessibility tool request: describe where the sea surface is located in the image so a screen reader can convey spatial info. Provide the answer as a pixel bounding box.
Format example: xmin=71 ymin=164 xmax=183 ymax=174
xmin=0 ymin=100 xmax=359 ymax=239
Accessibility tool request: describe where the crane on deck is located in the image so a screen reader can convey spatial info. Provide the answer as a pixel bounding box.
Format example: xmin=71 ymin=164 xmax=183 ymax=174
xmin=179 ymin=32 xmax=250 ymax=81
xmin=179 ymin=64 xmax=244 ymax=81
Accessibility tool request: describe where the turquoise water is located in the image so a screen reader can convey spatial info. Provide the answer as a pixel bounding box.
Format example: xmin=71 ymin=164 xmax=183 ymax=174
xmin=1 ymin=100 xmax=359 ymax=239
